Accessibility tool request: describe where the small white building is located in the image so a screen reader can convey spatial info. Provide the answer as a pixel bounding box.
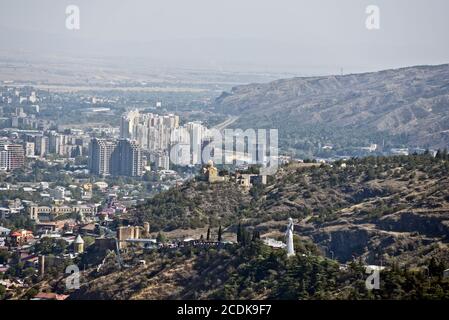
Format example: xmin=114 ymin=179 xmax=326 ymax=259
xmin=0 ymin=226 xmax=11 ymax=237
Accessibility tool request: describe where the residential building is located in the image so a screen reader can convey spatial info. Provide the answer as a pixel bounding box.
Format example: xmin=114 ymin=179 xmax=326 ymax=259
xmin=88 ymin=138 xmax=143 ymax=177
xmin=88 ymin=138 xmax=118 ymax=176
xmin=117 ymin=139 xmax=143 ymax=177
xmin=0 ymin=143 xmax=25 ymax=171
xmin=120 ymin=110 xmax=179 ymax=153
xmin=25 ymin=142 xmax=35 ymax=157
xmin=28 ymin=204 xmax=97 ymax=222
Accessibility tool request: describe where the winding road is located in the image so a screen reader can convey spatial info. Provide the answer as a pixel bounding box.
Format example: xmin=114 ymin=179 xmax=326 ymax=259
xmin=212 ymin=116 xmax=239 ymax=132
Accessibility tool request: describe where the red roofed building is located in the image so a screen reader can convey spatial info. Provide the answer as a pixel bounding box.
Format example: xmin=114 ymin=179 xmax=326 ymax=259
xmin=9 ymin=229 xmax=34 ymax=246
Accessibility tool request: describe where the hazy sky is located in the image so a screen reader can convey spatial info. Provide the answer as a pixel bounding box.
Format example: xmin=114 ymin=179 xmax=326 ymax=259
xmin=1 ymin=0 xmax=449 ymax=74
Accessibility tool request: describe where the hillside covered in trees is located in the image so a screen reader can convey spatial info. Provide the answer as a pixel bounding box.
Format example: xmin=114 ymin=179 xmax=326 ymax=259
xmin=70 ymin=240 xmax=449 ymax=300
xmin=68 ymin=152 xmax=449 ymax=300
xmin=127 ymin=152 xmax=449 ymax=264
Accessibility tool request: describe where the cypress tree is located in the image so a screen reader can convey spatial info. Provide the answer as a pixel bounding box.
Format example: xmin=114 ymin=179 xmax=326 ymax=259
xmin=252 ymin=230 xmax=260 ymax=241
xmin=218 ymin=225 xmax=222 ymax=242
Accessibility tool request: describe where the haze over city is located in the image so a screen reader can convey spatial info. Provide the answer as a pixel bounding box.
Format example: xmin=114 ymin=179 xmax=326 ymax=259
xmin=1 ymin=0 xmax=449 ymax=74
xmin=1 ymin=0 xmax=449 ymax=309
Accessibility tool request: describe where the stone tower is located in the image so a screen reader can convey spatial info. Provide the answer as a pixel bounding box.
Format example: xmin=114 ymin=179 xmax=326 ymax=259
xmin=143 ymin=222 xmax=150 ymax=237
xmin=74 ymin=234 xmax=85 ymax=254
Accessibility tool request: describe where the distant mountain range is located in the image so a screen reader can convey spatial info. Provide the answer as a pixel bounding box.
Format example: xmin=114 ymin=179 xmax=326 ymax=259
xmin=213 ymin=64 xmax=449 ymax=156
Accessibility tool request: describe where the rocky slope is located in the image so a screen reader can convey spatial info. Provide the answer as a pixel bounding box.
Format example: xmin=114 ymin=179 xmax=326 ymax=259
xmin=70 ymin=236 xmax=449 ymax=300
xmin=265 ymin=155 xmax=449 ymax=264
xmin=68 ymin=154 xmax=449 ymax=300
xmin=129 ymin=154 xmax=449 ymax=265
xmin=214 ymin=64 xmax=449 ymax=152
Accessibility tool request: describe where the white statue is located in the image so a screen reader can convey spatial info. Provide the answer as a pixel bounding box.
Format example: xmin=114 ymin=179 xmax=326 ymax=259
xmin=286 ymin=217 xmax=295 ymax=257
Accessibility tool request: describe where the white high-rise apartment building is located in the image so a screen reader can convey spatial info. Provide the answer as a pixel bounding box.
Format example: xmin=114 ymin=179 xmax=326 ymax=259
xmin=120 ymin=110 xmax=140 ymax=139
xmin=120 ymin=110 xmax=180 ymax=153
xmin=120 ymin=111 xmax=210 ymax=167
xmin=185 ymin=121 xmax=209 ymax=165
